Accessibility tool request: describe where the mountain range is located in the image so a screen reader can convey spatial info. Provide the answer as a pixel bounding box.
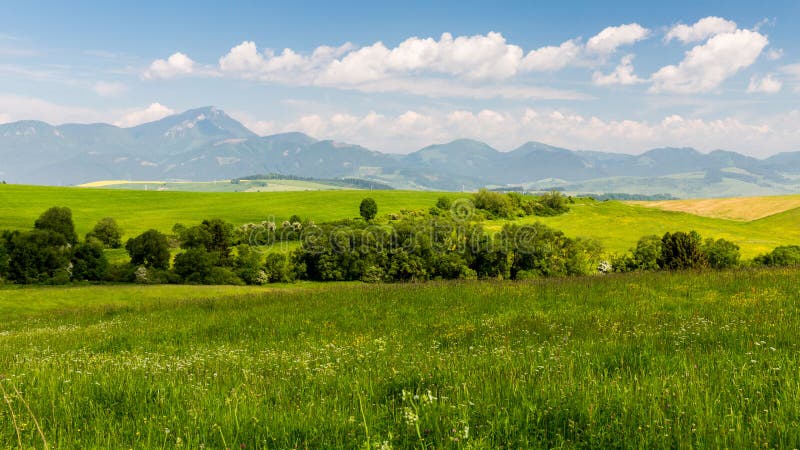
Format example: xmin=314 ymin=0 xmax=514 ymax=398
xmin=2 ymin=106 xmax=799 ymax=198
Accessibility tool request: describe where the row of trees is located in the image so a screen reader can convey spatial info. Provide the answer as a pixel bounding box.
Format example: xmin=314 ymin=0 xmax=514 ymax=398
xmin=1 ymin=202 xmax=799 ymax=286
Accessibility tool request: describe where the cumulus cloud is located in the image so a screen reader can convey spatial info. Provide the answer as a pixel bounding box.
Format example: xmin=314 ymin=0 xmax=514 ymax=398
xmin=521 ymin=39 xmax=582 ymax=71
xmin=586 ymin=24 xmax=650 ymax=54
xmin=143 ymin=52 xmax=196 ymax=79
xmin=592 ymin=54 xmax=645 ymax=86
xmin=92 ymin=81 xmax=127 ymax=97
xmin=153 ymin=25 xmax=651 ymax=99
xmin=113 ymin=103 xmax=175 ymax=127
xmin=650 ymin=29 xmax=768 ymax=93
xmin=747 ymin=74 xmax=782 ymax=94
xmin=665 ymin=17 xmax=738 ymax=43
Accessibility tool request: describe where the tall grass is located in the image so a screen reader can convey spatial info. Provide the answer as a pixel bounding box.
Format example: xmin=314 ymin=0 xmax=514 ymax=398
xmin=1 ymin=268 xmax=799 ymax=447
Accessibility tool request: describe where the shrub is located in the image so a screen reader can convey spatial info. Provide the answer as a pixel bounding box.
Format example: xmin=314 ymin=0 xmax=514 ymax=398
xmin=435 ymin=196 xmax=453 ymax=210
xmin=473 ymin=189 xmax=515 ymax=218
xmin=173 ymin=247 xmax=216 ymax=282
xmin=126 ymin=229 xmax=171 ymax=270
xmin=71 ymin=239 xmax=109 ymax=281
xmin=263 ymin=252 xmax=294 ymax=283
xmin=34 ymin=206 xmax=78 ymax=245
xmin=360 ymin=198 xmax=378 ymax=221
xmin=754 ymin=245 xmax=800 ymax=267
xmin=5 ymin=229 xmax=71 ymax=284
xmin=204 ymin=267 xmax=244 ymax=285
xmin=87 ymin=217 xmax=123 ymax=248
xmin=658 ymin=231 xmax=708 ymax=270
xmin=704 ymin=238 xmax=740 ymax=269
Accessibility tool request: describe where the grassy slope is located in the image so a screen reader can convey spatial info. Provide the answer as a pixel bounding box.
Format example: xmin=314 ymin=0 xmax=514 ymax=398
xmin=489 ymin=199 xmax=800 ymax=258
xmin=81 ymin=179 xmax=351 ymax=192
xmin=1 ymin=269 xmax=799 ymax=447
xmin=0 ymin=184 xmax=449 ymax=237
xmin=2 ymin=184 xmax=799 ymax=259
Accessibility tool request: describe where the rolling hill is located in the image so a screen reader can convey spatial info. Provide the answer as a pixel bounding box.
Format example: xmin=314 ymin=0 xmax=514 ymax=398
xmin=2 ymin=106 xmax=800 ymax=197
xmin=1 ymin=184 xmax=798 ymax=258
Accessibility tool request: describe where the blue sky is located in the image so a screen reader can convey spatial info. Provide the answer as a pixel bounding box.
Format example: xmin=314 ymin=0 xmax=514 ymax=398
xmin=1 ymin=0 xmax=799 ymax=155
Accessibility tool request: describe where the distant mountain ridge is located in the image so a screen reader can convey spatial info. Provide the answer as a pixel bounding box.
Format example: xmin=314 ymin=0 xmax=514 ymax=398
xmin=1 ymin=106 xmax=799 ymax=198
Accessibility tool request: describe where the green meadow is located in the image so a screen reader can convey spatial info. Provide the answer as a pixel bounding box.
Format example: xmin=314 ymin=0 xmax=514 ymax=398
xmin=2 ymin=184 xmax=798 ymax=258
xmin=1 ymin=269 xmax=800 ymax=448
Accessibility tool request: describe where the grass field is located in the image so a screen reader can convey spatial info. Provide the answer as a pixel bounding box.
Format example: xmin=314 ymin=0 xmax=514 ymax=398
xmin=79 ymin=179 xmax=352 ymax=192
xmin=2 ymin=184 xmax=799 ymax=259
xmin=632 ymin=194 xmax=800 ymax=221
xmin=1 ymin=269 xmax=799 ymax=447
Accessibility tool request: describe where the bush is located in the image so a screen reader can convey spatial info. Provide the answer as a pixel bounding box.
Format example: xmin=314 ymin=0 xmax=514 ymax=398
xmin=87 ymin=217 xmax=123 ymax=249
xmin=34 ymin=206 xmax=78 ymax=245
xmin=704 ymin=238 xmax=740 ymax=269
xmin=533 ymin=191 xmax=570 ymax=216
xmin=5 ymin=229 xmax=71 ymax=284
xmin=658 ymin=231 xmax=708 ymax=270
xmin=177 ymin=219 xmax=237 ymax=266
xmin=435 ymin=197 xmax=452 ymax=210
xmin=126 ymin=229 xmax=171 ymax=270
xmin=71 ymin=239 xmax=109 ymax=281
xmin=204 ymin=267 xmax=244 ymax=285
xmin=360 ymin=198 xmax=378 ymax=221
xmin=473 ymin=189 xmax=515 ymax=218
xmin=263 ymin=252 xmax=294 ymax=283
xmin=173 ymin=247 xmax=216 ymax=282
xmin=754 ymin=245 xmax=800 ymax=267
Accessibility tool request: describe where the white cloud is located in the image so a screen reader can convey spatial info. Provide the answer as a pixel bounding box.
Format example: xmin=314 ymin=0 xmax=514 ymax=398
xmin=766 ymin=48 xmax=784 ymax=61
xmin=665 ymin=17 xmax=738 ymax=44
xmin=92 ymin=81 xmax=127 ymax=97
xmin=521 ymin=39 xmax=582 ymax=71
xmin=113 ymin=103 xmax=174 ymax=127
xmin=650 ymin=29 xmax=768 ymax=93
xmin=586 ymin=24 xmax=650 ymax=54
xmin=262 ymin=107 xmax=799 ymax=156
xmin=592 ymin=54 xmax=645 ymax=86
xmin=143 ymin=52 xmax=196 ymax=79
xmin=747 ymin=74 xmax=782 ymax=94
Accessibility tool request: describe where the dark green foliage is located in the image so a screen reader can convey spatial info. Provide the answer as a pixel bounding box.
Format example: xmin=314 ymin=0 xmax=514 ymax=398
xmin=613 ymin=235 xmax=663 ymax=272
xmin=173 ymin=247 xmax=216 ymax=282
xmin=0 ymin=236 xmax=8 ymax=281
xmin=5 ymin=229 xmax=71 ymax=284
xmin=126 ymin=229 xmax=171 ymax=270
xmin=34 ymin=206 xmax=78 ymax=245
xmin=658 ymin=231 xmax=708 ymax=270
xmin=204 ymin=267 xmax=244 ymax=285
xmin=359 ymin=198 xmax=378 ymax=221
xmin=289 ymin=214 xmax=302 ymax=224
xmin=71 ymin=239 xmax=109 ymax=281
xmin=87 ymin=217 xmax=123 ymax=249
xmin=263 ymin=252 xmax=294 ymax=283
xmin=435 ymin=196 xmax=452 ymax=210
xmin=703 ymin=238 xmax=740 ymax=269
xmin=473 ymin=188 xmax=515 ymax=218
xmin=177 ymin=219 xmax=237 ymax=266
xmin=532 ymin=191 xmax=570 ymax=216
xmin=234 ymin=245 xmax=267 ymax=285
xmin=754 ymin=245 xmax=800 ymax=267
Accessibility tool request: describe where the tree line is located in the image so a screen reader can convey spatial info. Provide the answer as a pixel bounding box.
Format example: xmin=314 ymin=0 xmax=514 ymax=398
xmin=0 ymin=193 xmax=798 ymax=286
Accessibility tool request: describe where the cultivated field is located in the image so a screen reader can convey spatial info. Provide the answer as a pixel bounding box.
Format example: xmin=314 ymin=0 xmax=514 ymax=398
xmin=1 ymin=269 xmax=799 ymax=447
xmin=632 ymin=194 xmax=800 ymax=221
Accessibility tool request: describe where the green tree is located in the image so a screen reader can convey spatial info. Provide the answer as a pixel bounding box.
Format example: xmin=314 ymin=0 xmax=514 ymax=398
xmin=71 ymin=239 xmax=109 ymax=281
xmin=360 ymin=198 xmax=378 ymax=221
xmin=754 ymin=245 xmax=800 ymax=267
xmin=34 ymin=206 xmax=78 ymax=245
xmin=658 ymin=231 xmax=708 ymax=270
xmin=126 ymin=229 xmax=171 ymax=270
xmin=5 ymin=229 xmax=71 ymax=284
xmin=703 ymin=238 xmax=740 ymax=269
xmin=263 ymin=252 xmax=294 ymax=283
xmin=178 ymin=219 xmax=236 ymax=266
xmin=173 ymin=247 xmax=216 ymax=282
xmin=473 ymin=189 xmax=515 ymax=218
xmin=87 ymin=217 xmax=123 ymax=249
xmin=435 ymin=196 xmax=452 ymax=210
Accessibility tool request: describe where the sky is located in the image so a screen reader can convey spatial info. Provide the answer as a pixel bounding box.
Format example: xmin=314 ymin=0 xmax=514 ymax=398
xmin=1 ymin=0 xmax=799 ymax=156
